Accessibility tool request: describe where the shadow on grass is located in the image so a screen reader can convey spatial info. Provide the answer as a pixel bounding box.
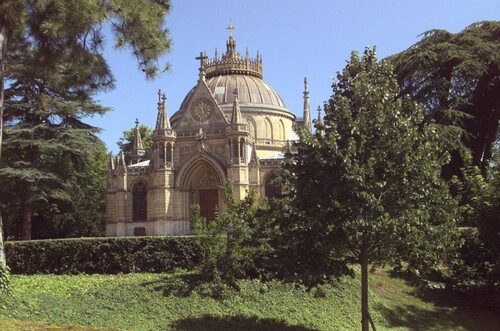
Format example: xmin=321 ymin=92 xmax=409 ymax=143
xmin=170 ymin=315 xmax=319 ymax=331
xmin=375 ymin=287 xmax=500 ymax=331
xmin=141 ymin=272 xmax=202 ymax=297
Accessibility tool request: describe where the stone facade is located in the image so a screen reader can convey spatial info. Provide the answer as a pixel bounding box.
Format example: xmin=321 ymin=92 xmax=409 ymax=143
xmin=106 ymin=30 xmax=311 ymax=236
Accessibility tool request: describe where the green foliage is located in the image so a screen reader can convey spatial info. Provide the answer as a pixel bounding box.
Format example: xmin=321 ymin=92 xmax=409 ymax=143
xmin=0 ymin=263 xmax=10 ymax=293
xmin=283 ymin=47 xmax=460 ymax=277
xmin=0 ymin=139 xmax=108 ymax=239
xmin=4 ymin=237 xmax=200 ymax=274
xmin=1 ymin=0 xmax=172 ymax=79
xmin=389 ymin=21 xmax=500 ymax=178
xmin=449 ymin=159 xmax=500 ymax=310
xmin=1 ymin=269 xmax=499 ymax=330
xmin=0 ymin=317 xmax=110 ymax=331
xmin=45 ymin=140 xmax=108 ymax=238
xmin=192 ymin=182 xmax=272 ymax=295
xmin=281 ymin=47 xmax=461 ymax=330
xmin=0 ymin=0 xmax=173 ymax=241
xmin=455 ymin=162 xmax=500 ymax=249
xmin=451 ymin=229 xmax=500 ymax=311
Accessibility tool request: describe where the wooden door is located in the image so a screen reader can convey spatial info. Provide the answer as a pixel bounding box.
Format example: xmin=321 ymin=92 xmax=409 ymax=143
xmin=199 ymin=189 xmax=218 ymax=221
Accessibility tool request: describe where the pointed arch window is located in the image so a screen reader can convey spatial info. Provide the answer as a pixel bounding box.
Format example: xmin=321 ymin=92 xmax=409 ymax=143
xmin=239 ymin=137 xmax=245 ymax=162
xmin=159 ymin=143 xmax=165 ymax=163
xmin=264 ymin=173 xmax=280 ymax=200
xmin=166 ymin=142 xmax=173 ymax=163
xmin=264 ymin=118 xmax=273 ymax=140
xmin=132 ymin=181 xmax=147 ymax=221
xmin=278 ymin=119 xmax=285 ymax=140
xmin=233 ymin=138 xmax=239 ymax=158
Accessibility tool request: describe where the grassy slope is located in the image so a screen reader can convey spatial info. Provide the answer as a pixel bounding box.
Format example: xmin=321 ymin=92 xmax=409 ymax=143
xmin=0 ymin=270 xmax=498 ymax=331
xmin=0 ymin=316 xmax=115 ymax=331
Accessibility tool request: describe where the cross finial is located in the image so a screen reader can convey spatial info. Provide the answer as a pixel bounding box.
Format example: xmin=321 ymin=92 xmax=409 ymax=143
xmin=162 ymin=92 xmax=166 ymax=102
xmin=195 ymin=51 xmax=208 ymax=69
xmin=227 ymin=21 xmax=235 ymax=37
xmin=304 ymin=77 xmax=308 ymax=91
xmin=157 ymin=89 xmax=162 ymax=104
xmin=135 ymin=118 xmax=139 ymax=127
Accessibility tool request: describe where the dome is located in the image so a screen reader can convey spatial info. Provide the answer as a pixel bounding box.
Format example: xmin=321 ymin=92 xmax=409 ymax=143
xmin=206 ymin=75 xmax=285 ymax=107
xmin=172 ymin=30 xmax=295 ymax=125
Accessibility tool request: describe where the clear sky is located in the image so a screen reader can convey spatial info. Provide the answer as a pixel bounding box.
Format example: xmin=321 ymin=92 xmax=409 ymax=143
xmin=88 ymin=0 xmax=500 ymax=154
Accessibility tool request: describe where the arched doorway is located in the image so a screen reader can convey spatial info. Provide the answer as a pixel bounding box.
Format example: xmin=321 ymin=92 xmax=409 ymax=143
xmin=176 ymin=154 xmax=226 ymax=225
xmin=197 ymin=170 xmax=219 ymax=221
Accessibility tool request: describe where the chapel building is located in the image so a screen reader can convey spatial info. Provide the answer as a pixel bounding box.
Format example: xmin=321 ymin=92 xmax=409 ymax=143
xmin=106 ymin=28 xmax=312 ymax=236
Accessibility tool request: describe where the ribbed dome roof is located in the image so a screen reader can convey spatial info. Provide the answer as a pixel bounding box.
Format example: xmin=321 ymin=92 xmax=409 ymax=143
xmin=206 ymin=75 xmax=285 ymax=107
xmin=174 ymin=30 xmax=292 ymax=118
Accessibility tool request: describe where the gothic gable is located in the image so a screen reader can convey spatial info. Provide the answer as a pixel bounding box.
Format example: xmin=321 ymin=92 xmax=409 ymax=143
xmin=172 ymin=79 xmax=229 ymax=131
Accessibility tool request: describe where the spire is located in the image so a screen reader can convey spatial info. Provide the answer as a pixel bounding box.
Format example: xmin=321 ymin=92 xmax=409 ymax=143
xmin=133 ymin=119 xmax=144 ymax=151
xmin=203 ymin=23 xmax=263 ymax=79
xmin=303 ymin=77 xmax=312 ymax=133
xmin=155 ymin=89 xmax=170 ymax=130
xmin=107 ymin=152 xmax=115 ymax=171
xmin=129 ymin=119 xmax=146 ymax=164
xmin=117 ymin=151 xmax=127 ymax=174
xmin=231 ymin=88 xmax=242 ymax=125
xmin=317 ymin=105 xmax=325 ymax=137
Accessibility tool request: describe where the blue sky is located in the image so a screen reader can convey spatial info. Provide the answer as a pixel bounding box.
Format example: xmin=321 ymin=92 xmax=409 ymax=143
xmin=88 ymin=0 xmax=500 ymax=154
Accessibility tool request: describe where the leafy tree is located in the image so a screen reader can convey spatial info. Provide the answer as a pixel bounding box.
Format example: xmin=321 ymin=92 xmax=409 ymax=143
xmin=389 ymin=21 xmax=500 ymax=179
xmin=0 ymin=0 xmax=173 ymax=243
xmin=281 ymin=48 xmax=461 ymax=331
xmin=116 ymin=124 xmax=153 ymax=163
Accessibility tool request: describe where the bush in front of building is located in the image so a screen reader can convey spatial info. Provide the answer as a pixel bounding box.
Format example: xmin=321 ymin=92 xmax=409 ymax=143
xmin=4 ymin=236 xmax=201 ymax=275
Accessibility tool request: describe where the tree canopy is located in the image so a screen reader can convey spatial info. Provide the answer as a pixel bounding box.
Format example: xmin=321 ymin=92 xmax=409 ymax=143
xmin=280 ymin=48 xmax=461 ymax=331
xmin=0 ymin=0 xmax=173 ymax=242
xmin=1 ymin=139 xmax=108 ymax=239
xmin=389 ymin=21 xmax=500 ymax=178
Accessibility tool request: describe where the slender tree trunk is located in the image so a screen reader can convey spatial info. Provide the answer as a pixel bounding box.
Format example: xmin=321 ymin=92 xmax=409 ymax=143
xmin=21 ymin=182 xmax=32 ymax=240
xmin=361 ymin=240 xmax=369 ymax=331
xmin=0 ymin=25 xmax=6 ymax=159
xmin=360 ymin=233 xmax=376 ymax=331
xmin=0 ymin=25 xmax=8 ymax=266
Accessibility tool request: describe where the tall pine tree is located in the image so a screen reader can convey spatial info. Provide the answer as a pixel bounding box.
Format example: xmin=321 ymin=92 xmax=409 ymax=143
xmin=389 ymin=21 xmax=500 ymax=178
xmin=0 ymin=0 xmax=172 ymax=242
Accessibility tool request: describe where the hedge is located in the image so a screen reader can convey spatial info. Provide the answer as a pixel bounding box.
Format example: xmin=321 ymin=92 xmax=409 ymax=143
xmin=4 ymin=236 xmax=201 ymax=275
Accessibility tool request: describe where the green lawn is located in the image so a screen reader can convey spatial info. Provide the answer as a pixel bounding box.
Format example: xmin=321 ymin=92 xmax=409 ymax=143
xmin=0 ymin=269 xmax=498 ymax=331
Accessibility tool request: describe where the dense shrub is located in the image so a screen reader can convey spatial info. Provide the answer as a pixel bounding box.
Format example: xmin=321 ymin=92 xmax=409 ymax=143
xmin=448 ymin=163 xmax=500 ymax=312
xmin=4 ymin=236 xmax=200 ymax=275
xmin=451 ymin=228 xmax=500 ymax=312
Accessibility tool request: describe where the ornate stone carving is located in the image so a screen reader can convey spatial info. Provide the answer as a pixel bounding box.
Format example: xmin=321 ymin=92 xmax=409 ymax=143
xmin=207 ymin=143 xmax=227 ymax=157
